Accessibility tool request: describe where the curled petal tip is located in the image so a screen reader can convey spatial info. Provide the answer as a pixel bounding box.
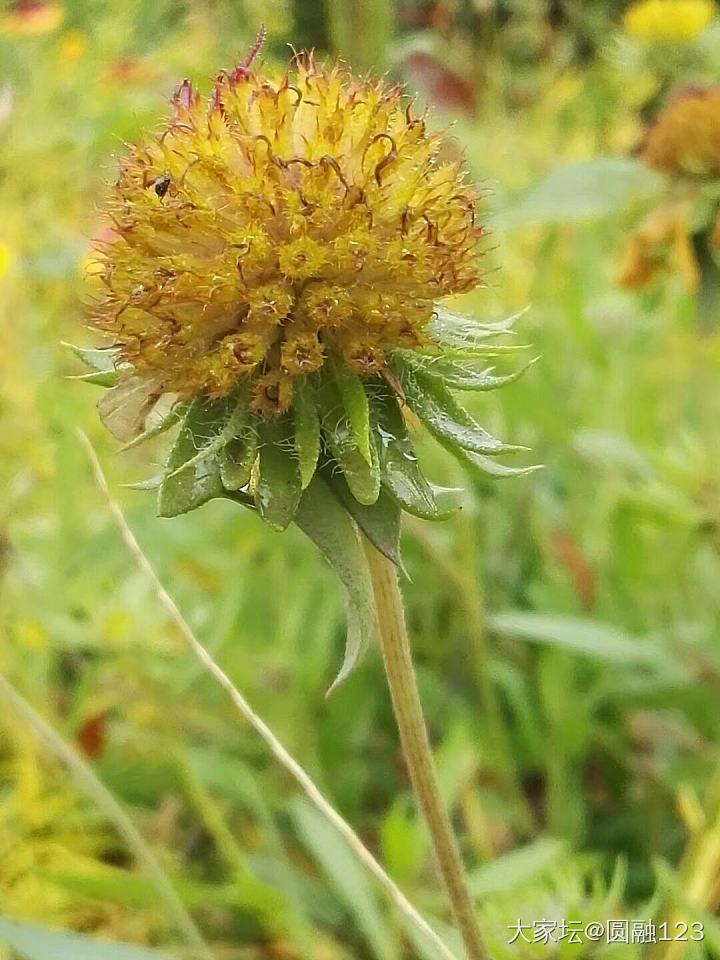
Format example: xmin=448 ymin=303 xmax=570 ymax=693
xmin=210 ymin=81 xmax=224 ymax=115
xmin=175 ymin=78 xmax=194 ymax=109
xmin=229 ymin=23 xmax=266 ymax=85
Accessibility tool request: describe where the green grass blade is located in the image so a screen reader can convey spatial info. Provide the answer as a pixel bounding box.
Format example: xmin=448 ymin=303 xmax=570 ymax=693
xmin=0 ymin=919 xmax=173 ymax=960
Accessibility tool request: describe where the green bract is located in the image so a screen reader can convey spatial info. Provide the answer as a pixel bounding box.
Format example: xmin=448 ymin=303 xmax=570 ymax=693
xmin=74 ymin=306 xmax=537 ymax=686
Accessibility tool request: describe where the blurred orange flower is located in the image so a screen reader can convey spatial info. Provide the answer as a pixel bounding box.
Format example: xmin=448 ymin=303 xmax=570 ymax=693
xmin=57 ymin=29 xmax=85 ymax=63
xmin=619 ymin=200 xmax=699 ymax=292
xmin=642 ymin=86 xmax=720 ymax=178
xmin=0 ymin=1 xmax=64 ymax=36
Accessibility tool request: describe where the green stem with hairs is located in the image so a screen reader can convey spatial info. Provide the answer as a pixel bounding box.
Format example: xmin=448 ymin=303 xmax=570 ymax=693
xmin=362 ymin=537 xmax=488 ymax=960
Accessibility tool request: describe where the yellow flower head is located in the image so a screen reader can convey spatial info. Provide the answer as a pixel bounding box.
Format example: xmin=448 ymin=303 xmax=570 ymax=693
xmin=92 ymin=50 xmax=483 ymax=417
xmin=622 ymin=0 xmax=714 ymax=43
xmin=79 ymin=35 xmax=530 ymax=544
xmin=641 ymin=86 xmax=720 ymax=178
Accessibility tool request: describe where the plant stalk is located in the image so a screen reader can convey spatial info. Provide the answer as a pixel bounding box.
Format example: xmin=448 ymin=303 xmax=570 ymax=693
xmin=363 ymin=537 xmax=488 ymax=960
xmin=79 ymin=431 xmax=458 ymax=960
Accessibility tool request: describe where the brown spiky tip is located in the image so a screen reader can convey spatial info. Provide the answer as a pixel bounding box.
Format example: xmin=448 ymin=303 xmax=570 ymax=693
xmin=91 ymin=52 xmax=484 ymax=417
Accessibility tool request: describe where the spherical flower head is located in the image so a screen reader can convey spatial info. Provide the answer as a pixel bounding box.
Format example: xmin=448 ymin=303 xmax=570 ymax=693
xmin=92 ymin=53 xmax=482 ymax=418
xmin=641 ymin=86 xmax=720 ymax=178
xmin=80 ymin=42 xmax=533 ymax=539
xmin=622 ymin=0 xmax=714 ymax=44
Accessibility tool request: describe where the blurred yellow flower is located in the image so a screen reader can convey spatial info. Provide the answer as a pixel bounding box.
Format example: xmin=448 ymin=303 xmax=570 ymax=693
xmin=642 ymin=86 xmax=720 ymax=177
xmin=545 ymin=71 xmax=584 ymax=111
xmin=623 ymin=0 xmax=714 ymax=43
xmin=16 ymin=621 xmax=49 ymax=649
xmin=57 ymin=29 xmax=85 ymax=62
xmin=0 ymin=2 xmax=64 ymax=36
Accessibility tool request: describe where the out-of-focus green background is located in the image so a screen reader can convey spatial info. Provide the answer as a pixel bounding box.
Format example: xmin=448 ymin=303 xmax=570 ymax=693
xmin=2 ymin=1 xmax=720 ymax=958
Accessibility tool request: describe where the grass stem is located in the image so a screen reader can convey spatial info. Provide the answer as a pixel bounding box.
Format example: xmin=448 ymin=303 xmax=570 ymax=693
xmin=362 ymin=536 xmax=488 ymax=960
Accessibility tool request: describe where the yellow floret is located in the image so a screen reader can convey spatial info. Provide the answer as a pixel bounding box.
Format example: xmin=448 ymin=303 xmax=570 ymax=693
xmin=92 ymin=55 xmax=484 ymax=415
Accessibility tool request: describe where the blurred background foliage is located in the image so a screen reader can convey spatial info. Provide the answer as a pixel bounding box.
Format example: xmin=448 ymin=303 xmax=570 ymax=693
xmin=1 ymin=0 xmax=720 ymax=958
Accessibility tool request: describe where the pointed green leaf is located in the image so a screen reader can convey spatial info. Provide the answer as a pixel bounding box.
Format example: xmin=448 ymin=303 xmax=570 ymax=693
xmin=126 ymin=475 xmax=162 ymax=490
xmin=0 ymin=917 xmax=172 ymax=960
xmin=219 ymin=427 xmax=258 ymax=491
xmin=425 ymin=306 xmax=527 ymax=355
xmin=328 ymin=359 xmax=372 ymax=464
xmin=397 ymin=350 xmax=539 ymax=392
xmin=293 ymin=379 xmax=321 ymax=489
xmin=295 ymin=476 xmax=377 ymax=692
xmin=157 ymin=398 xmax=225 ymax=517
xmin=164 ymin=385 xmax=250 ymax=480
xmin=73 ymin=368 xmax=124 ymax=387
xmin=65 ymin=342 xmax=122 ymax=373
xmin=369 ymin=385 xmax=462 ymax=520
xmin=456 ymin=448 xmax=542 ymax=478
xmin=255 ymin=418 xmax=302 ymax=531
xmin=323 ymin=464 xmax=402 ymax=566
xmin=488 ymin=612 xmax=669 ymax=665
xmin=317 ymin=379 xmax=380 ymax=506
xmin=392 ymin=358 xmax=519 ymax=456
xmin=65 ymin=342 xmax=125 ymax=386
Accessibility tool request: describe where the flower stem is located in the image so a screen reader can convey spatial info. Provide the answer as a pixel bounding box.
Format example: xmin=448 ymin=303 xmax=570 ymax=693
xmin=80 ymin=431 xmax=458 ymax=960
xmin=363 ymin=537 xmax=488 ymax=960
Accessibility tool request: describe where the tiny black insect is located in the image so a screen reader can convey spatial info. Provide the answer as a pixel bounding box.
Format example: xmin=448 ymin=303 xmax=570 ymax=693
xmin=154 ymin=175 xmax=171 ymax=198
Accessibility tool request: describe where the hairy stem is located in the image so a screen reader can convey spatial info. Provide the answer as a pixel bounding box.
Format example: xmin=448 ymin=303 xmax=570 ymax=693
xmin=363 ymin=537 xmax=488 ymax=960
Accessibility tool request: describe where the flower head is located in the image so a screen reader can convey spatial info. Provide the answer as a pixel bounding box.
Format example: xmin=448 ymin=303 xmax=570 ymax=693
xmin=622 ymin=0 xmax=714 ymax=44
xmin=640 ymin=86 xmax=720 ymax=178
xmin=620 ymin=86 xmax=720 ymax=301
xmin=92 ymin=52 xmax=482 ymax=418
xmin=80 ymin=42 xmax=532 ymax=535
